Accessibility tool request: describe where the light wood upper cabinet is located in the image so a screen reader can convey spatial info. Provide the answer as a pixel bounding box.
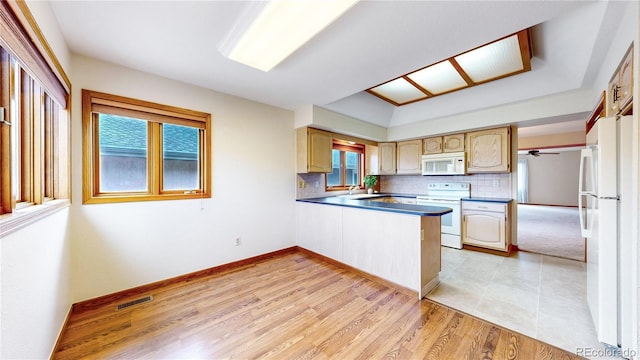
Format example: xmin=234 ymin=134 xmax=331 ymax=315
xmin=396 ymin=139 xmax=422 ymax=175
xmin=608 ymin=44 xmax=633 ymax=116
xmin=378 ymin=142 xmax=397 ymax=175
xmin=618 ymin=45 xmax=633 ymax=114
xmin=443 ymin=134 xmax=465 ymax=152
xmin=466 ymin=127 xmax=511 ymax=173
xmin=423 ymin=134 xmax=464 ymax=154
xmin=423 ymin=137 xmax=443 ymax=154
xmin=365 ymin=144 xmax=379 ymax=175
xmin=296 ymin=127 xmax=332 ymax=173
xmin=608 ymin=73 xmax=621 ymax=116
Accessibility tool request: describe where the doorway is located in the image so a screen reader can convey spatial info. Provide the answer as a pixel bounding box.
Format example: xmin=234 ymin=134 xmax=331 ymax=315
xmin=516 ymin=147 xmax=585 ymax=261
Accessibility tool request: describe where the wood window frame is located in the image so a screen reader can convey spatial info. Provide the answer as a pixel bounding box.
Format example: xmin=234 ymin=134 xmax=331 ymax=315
xmin=325 ymin=139 xmax=365 ymax=191
xmin=82 ymin=89 xmax=212 ymax=204
xmin=0 ymin=1 xmax=71 ymax=237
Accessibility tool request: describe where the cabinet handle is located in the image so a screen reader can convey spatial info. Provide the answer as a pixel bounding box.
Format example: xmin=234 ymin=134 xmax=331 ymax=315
xmin=478 ymin=206 xmax=489 ymax=209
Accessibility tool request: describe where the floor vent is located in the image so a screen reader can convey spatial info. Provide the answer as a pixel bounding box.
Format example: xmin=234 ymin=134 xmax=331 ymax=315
xmin=115 ymin=295 xmax=153 ymax=311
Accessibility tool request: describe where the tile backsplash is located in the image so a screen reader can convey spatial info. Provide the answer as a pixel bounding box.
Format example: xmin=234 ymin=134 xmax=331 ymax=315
xmin=380 ymin=173 xmax=513 ymax=198
xmin=296 ymin=172 xmax=513 ymax=199
xmin=296 ymin=173 xmax=331 ymax=199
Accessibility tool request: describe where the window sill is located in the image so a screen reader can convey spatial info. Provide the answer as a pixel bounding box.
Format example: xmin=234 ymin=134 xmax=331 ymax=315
xmin=0 ymin=199 xmax=70 ymax=238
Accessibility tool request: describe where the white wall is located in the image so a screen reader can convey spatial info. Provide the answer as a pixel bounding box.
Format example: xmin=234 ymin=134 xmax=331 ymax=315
xmin=519 ymin=150 xmax=580 ymax=207
xmin=1 ymin=208 xmax=72 ymax=359
xmin=69 ymin=55 xmax=297 ymax=302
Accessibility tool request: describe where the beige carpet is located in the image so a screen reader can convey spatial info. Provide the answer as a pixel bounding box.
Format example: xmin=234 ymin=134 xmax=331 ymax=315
xmin=517 ymin=204 xmax=585 ymax=262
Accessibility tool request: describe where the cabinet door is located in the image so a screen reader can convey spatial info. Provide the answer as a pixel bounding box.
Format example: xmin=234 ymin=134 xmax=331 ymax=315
xmin=378 ymin=142 xmax=397 ymax=175
xmin=466 ymin=127 xmax=510 ymax=173
xmin=423 ymin=137 xmax=442 ymax=154
xmin=365 ymin=144 xmax=379 ymax=175
xmin=608 ymin=75 xmax=621 ymax=116
xmin=443 ymin=133 xmax=465 ymax=152
xmin=307 ymin=128 xmax=332 ymax=172
xmin=462 ymin=210 xmax=506 ymax=251
xmin=396 ymin=139 xmax=422 ymax=175
xmin=618 ymin=47 xmax=633 ymax=113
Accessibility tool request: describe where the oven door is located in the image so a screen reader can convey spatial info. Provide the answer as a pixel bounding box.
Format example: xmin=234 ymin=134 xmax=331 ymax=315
xmin=416 ymin=198 xmax=462 ymax=249
xmin=416 ymin=199 xmax=461 ymax=236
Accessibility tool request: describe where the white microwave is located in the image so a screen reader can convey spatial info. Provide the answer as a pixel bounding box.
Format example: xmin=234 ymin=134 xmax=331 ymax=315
xmin=421 ymin=152 xmax=466 ymax=175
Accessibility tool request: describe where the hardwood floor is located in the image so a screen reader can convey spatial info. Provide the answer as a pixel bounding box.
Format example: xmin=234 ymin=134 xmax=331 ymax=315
xmin=54 ymin=249 xmax=582 ymax=359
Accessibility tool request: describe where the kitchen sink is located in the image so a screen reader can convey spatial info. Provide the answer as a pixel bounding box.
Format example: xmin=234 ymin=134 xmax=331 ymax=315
xmin=335 ymin=194 xmax=381 ymax=200
xmin=369 ymin=196 xmax=417 ymax=204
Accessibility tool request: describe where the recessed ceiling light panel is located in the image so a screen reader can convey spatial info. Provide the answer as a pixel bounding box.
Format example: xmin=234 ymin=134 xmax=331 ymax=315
xmin=454 ymin=34 xmax=524 ymax=83
xmin=369 ymin=78 xmax=427 ymax=105
xmin=408 ymin=60 xmax=468 ymax=95
xmin=223 ymin=0 xmax=359 ymax=72
xmin=366 ymin=29 xmax=531 ymax=106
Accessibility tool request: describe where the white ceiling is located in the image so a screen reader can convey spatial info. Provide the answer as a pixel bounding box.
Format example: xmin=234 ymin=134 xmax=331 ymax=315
xmin=48 ymin=1 xmax=623 ymax=133
xmin=518 ymin=119 xmax=585 ymax=137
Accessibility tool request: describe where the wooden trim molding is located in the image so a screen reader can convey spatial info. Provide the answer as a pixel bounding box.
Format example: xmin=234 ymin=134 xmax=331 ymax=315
xmin=0 ymin=1 xmax=68 ymax=107
xmin=462 ymin=243 xmax=512 ymax=257
xmin=70 ymin=246 xmax=420 ymax=317
xmin=0 ymin=199 xmax=70 ymax=238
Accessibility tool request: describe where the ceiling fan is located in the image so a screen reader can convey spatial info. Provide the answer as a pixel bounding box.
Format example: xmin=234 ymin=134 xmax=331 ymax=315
xmin=526 ymin=149 xmax=559 ymax=157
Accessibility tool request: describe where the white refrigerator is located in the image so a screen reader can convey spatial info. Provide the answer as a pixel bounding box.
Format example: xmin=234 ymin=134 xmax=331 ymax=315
xmin=578 ymin=115 xmax=633 ymax=348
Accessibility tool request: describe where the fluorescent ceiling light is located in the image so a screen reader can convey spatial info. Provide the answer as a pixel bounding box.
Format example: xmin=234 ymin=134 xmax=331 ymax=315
xmin=454 ymin=34 xmax=524 ymax=82
xmin=408 ymin=60 xmax=468 ymax=95
xmin=368 ymin=78 xmax=427 ymax=105
xmin=222 ymin=0 xmax=358 ymax=72
xmin=367 ymin=29 xmax=531 ymax=106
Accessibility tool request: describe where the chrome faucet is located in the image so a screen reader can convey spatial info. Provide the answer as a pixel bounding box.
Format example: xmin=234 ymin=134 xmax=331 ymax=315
xmin=348 ymin=185 xmax=360 ymax=194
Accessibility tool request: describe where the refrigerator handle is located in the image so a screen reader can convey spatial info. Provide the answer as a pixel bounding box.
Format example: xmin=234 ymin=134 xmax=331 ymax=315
xmin=578 ymin=148 xmax=594 ymax=238
xmin=578 ymin=148 xmax=595 ymax=195
xmin=578 ymin=193 xmax=592 ymax=238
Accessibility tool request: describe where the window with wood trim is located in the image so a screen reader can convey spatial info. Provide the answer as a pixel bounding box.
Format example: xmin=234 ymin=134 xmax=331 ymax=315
xmin=0 ymin=47 xmax=70 ymax=215
xmin=82 ymin=90 xmax=211 ymax=204
xmin=325 ymin=139 xmax=364 ymax=190
xmin=0 ymin=1 xmax=71 ymax=238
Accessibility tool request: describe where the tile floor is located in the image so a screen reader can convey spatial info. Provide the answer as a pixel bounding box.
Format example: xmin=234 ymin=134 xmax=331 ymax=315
xmin=427 ymin=247 xmax=624 ymax=359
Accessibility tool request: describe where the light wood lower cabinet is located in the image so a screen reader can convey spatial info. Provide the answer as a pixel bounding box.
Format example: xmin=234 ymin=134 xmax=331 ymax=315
xmin=296 ymin=202 xmax=441 ymax=298
xmin=461 ymin=201 xmax=510 ymax=252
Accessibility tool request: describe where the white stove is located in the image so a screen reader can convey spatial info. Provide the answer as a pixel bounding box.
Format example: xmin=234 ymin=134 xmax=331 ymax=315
xmin=416 ymin=183 xmax=470 ymax=249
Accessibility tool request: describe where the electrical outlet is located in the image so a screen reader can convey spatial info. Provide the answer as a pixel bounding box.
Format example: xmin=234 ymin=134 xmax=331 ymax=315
xmin=493 ymin=179 xmax=499 ymax=187
xmin=235 ymin=237 xmax=241 ymax=246
xmin=298 ymin=180 xmax=305 ymax=188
